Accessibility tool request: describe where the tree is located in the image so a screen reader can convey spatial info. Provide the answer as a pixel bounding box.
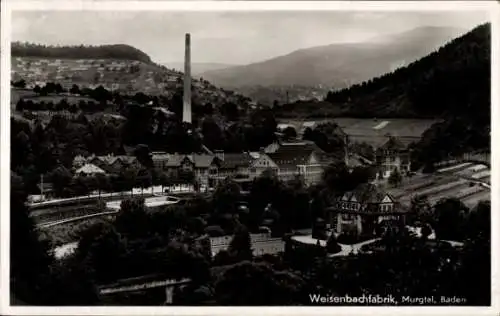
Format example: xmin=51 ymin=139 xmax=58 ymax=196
xmin=10 ymin=174 xmax=53 ymax=304
xmin=201 ymin=117 xmax=224 ymax=151
xmin=54 ymin=83 xmax=64 ymax=94
xmin=12 ymin=130 xmax=32 ymax=168
xmin=49 ymin=166 xmax=73 ymax=197
xmin=248 ymin=171 xmax=281 ymax=230
xmin=312 ymin=218 xmax=328 ymax=240
xmin=458 ymin=201 xmax=490 ymax=305
xmin=282 ymin=126 xmax=297 ymax=140
xmin=465 ymin=200 xmax=490 ymax=240
xmin=221 ymin=102 xmax=239 ymax=121
xmin=95 ymin=173 xmax=110 ymax=197
xmin=326 ymin=233 xmax=341 ymax=254
xmin=69 ymin=84 xmax=81 ymax=95
xmin=434 ymin=198 xmax=469 ymax=240
xmin=228 ymin=225 xmax=253 ymax=262
xmin=76 ymin=221 xmax=128 ymax=284
xmin=15 ymin=99 xmax=26 ymax=112
xmin=420 ymin=223 xmax=433 ymax=240
xmin=114 ymin=197 xmax=149 ymax=239
xmin=47 ymin=256 xmax=100 ymax=305
xmin=13 ymin=79 xmax=26 ymax=88
xmin=214 ymin=261 xmax=305 ymax=305
xmin=409 ymin=194 xmax=433 ymax=225
xmin=321 ymin=162 xmax=352 ymax=193
xmin=350 ymin=166 xmax=376 ymax=186
xmin=388 ymin=168 xmax=403 ymax=188
xmin=33 ymin=85 xmax=41 ymax=94
xmin=212 ymin=178 xmax=241 ymax=214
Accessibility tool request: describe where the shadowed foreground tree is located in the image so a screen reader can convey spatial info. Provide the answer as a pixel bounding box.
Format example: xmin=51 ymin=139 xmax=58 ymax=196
xmin=212 ymin=178 xmax=241 ymax=214
xmin=433 ymin=198 xmax=469 ymax=241
xmin=11 ymin=173 xmax=99 ymax=305
xmin=10 ymin=173 xmax=53 ymax=304
xmin=228 ymin=225 xmax=253 ymax=262
xmin=214 ymin=261 xmax=306 ymax=305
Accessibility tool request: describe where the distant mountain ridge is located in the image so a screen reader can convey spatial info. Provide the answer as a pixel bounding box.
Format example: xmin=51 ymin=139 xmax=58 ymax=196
xmin=201 ymin=26 xmax=466 ymax=89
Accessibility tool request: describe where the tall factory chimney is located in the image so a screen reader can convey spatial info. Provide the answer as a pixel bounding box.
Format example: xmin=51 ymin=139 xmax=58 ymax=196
xmin=182 ymin=33 xmax=192 ymax=124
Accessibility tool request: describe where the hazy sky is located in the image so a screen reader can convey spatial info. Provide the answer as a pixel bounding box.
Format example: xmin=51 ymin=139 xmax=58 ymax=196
xmin=12 ymin=11 xmax=489 ymax=65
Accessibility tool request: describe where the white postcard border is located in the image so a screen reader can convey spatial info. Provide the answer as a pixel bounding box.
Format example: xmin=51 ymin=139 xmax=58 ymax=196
xmin=1 ymin=1 xmax=499 ymax=315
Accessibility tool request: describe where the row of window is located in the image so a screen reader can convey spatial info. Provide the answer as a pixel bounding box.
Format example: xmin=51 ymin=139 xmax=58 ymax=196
xmin=338 ymin=202 xmax=394 ymax=212
xmin=340 ymin=202 xmax=359 ymax=211
xmin=380 ymin=204 xmax=394 ymax=212
xmin=341 ymin=213 xmax=357 ymax=221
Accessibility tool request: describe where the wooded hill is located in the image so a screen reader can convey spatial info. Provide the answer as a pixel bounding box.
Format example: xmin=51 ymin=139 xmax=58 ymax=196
xmin=325 ymin=23 xmax=490 ymax=121
xmin=12 ymin=42 xmax=153 ymax=64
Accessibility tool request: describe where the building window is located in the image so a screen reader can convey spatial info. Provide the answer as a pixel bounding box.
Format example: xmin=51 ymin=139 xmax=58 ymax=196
xmin=341 ymin=214 xmax=355 ymax=221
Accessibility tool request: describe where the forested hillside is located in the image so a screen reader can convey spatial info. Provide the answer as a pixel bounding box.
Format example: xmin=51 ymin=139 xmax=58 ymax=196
xmin=12 ymin=42 xmax=153 ymax=64
xmin=325 ymin=23 xmax=490 ymax=120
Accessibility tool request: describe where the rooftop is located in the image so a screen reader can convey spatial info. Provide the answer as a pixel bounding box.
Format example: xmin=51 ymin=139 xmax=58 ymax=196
xmin=75 ymin=163 xmax=106 ymax=175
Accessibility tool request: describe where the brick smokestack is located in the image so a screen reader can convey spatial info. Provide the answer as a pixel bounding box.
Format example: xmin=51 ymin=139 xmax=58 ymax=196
xmin=183 ymin=33 xmax=192 ymax=124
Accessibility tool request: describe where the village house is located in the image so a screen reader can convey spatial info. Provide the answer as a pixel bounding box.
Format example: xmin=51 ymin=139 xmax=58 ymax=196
xmin=152 ymin=152 xmax=170 ymax=170
xmin=162 ymin=154 xmax=220 ymax=189
xmin=73 ymin=155 xmax=140 ymax=175
xmin=327 ymin=183 xmax=407 ymax=237
xmin=213 ymin=151 xmax=254 ymax=183
xmin=375 ymin=136 xmax=411 ymax=179
xmin=249 ymin=141 xmax=327 ymax=185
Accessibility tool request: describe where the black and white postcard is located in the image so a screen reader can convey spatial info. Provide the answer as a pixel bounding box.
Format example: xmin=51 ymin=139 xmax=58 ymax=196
xmin=1 ymin=1 xmax=498 ymax=315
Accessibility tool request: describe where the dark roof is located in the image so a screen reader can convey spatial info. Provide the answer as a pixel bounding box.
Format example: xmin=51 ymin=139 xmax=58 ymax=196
xmin=342 ymin=183 xmax=392 ymax=204
xmin=165 ymin=154 xmax=217 ymax=168
xmin=315 ymin=151 xmax=344 ymax=165
xmin=379 ymin=137 xmax=407 ymax=152
xmin=219 ymin=153 xmax=254 ymax=169
xmin=191 ymin=154 xmax=216 ymax=168
xmin=346 ymin=153 xmax=373 ymax=167
xmin=267 ymin=144 xmax=315 ymax=169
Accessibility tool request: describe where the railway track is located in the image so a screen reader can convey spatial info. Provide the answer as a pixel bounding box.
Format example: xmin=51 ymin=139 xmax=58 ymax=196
xmin=38 ymin=209 xmax=119 ymax=228
xmin=29 ymin=193 xmax=156 ymax=225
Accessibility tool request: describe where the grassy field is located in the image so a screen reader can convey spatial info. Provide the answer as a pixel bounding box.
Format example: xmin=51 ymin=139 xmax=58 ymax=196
xmin=279 ymin=117 xmax=439 ymax=146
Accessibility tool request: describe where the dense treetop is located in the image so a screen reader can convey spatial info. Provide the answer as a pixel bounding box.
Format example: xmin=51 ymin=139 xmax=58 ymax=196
xmin=12 ymin=42 xmax=153 ymax=64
